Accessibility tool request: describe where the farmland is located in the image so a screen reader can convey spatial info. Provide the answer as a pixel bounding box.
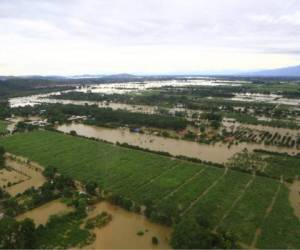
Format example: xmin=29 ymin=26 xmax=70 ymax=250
xmin=1 ymin=130 xmax=300 ymax=248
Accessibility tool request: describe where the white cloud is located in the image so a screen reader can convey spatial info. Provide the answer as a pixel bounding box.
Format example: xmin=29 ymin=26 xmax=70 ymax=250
xmin=0 ymin=0 xmax=299 ymax=75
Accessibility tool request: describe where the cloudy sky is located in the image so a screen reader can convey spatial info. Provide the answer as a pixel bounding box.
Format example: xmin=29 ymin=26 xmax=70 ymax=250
xmin=0 ymin=0 xmax=300 ymax=75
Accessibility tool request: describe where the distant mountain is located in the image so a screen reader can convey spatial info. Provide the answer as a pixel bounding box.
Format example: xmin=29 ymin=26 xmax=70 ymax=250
xmin=103 ymin=73 xmax=140 ymax=79
xmin=0 ymin=73 xmax=140 ymax=80
xmin=246 ymin=65 xmax=300 ymax=77
xmin=67 ymin=73 xmax=141 ymax=80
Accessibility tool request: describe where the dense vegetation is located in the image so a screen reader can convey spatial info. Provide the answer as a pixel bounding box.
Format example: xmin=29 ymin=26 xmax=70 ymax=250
xmin=13 ymin=103 xmax=188 ymax=130
xmin=0 ymin=101 xmax=11 ymax=120
xmin=1 ymin=130 xmax=299 ymax=248
xmin=171 ymin=217 xmax=238 ymax=249
xmin=0 ymin=74 xmax=184 ymax=99
xmin=0 ymin=217 xmax=36 ymax=249
xmin=0 ymin=78 xmax=77 ymax=99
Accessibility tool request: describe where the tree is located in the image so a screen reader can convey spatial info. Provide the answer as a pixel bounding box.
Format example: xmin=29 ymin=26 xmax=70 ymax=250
xmin=53 ymin=175 xmax=74 ymax=191
xmin=85 ymin=181 xmax=98 ymax=195
xmin=171 ymin=217 xmax=214 ymax=249
xmin=170 ymin=217 xmax=239 ymax=249
xmin=75 ymin=198 xmax=87 ymax=218
xmin=143 ymin=199 xmax=154 ymax=218
xmin=70 ymin=130 xmax=77 ymax=136
xmin=0 ymin=146 xmax=5 ymax=168
xmin=42 ymin=166 xmax=57 ymax=179
xmin=0 ymin=101 xmax=11 ymax=119
xmin=0 ymin=217 xmax=19 ymax=249
xmin=152 ymin=236 xmax=159 ymax=245
xmin=0 ymin=188 xmax=8 ymax=199
xmin=19 ymin=218 xmax=36 ymax=249
xmin=0 ymin=217 xmax=36 ymax=249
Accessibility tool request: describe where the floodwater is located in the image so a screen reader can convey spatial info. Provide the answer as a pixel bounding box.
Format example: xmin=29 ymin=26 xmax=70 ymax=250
xmin=5 ymin=116 xmax=42 ymax=132
xmin=9 ymin=92 xmax=159 ymax=114
xmin=231 ymin=93 xmax=300 ymax=107
xmin=57 ymin=123 xmax=298 ymax=164
xmin=75 ymin=79 xmax=241 ymax=95
xmin=0 ymin=156 xmax=46 ymax=196
xmin=0 ymin=168 xmax=28 ymax=190
xmin=8 ymin=78 xmax=241 ymax=108
xmin=16 ymin=199 xmax=73 ymax=225
xmin=84 ymin=201 xmax=171 ymax=249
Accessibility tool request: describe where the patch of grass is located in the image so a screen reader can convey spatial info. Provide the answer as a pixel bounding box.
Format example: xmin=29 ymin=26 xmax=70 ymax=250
xmin=257 ymin=185 xmax=300 ymax=249
xmin=0 ymin=120 xmax=8 ymax=134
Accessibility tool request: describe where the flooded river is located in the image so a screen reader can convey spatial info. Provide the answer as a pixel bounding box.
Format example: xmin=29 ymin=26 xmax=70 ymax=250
xmin=57 ymin=123 xmax=298 ymax=164
xmin=231 ymin=93 xmax=300 ymax=107
xmin=84 ymin=201 xmax=171 ymax=249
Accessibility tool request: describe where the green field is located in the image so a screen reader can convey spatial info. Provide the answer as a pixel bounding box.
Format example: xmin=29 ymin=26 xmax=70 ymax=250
xmin=1 ymin=130 xmax=300 ymax=248
xmin=0 ymin=120 xmax=8 ymax=134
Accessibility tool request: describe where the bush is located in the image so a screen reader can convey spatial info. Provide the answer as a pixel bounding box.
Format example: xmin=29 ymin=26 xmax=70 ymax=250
xmin=137 ymin=230 xmax=144 ymax=236
xmin=171 ymin=217 xmax=239 ymax=249
xmin=152 ymin=236 xmax=159 ymax=245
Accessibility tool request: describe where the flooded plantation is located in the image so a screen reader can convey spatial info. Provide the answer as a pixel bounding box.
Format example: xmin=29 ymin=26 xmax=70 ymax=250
xmin=1 ymin=156 xmax=45 ymax=196
xmin=16 ymin=199 xmax=73 ymax=225
xmin=0 ymin=168 xmax=28 ymax=191
xmin=84 ymin=201 xmax=171 ymax=249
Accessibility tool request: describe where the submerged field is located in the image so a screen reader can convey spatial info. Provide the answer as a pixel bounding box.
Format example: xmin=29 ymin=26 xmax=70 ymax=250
xmin=1 ymin=130 xmax=300 ymax=248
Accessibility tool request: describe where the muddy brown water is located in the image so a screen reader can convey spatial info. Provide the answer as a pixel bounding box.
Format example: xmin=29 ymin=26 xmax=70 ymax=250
xmin=5 ymin=153 xmax=172 ymax=249
xmin=57 ymin=123 xmax=299 ymax=164
xmin=0 ymin=168 xmax=28 ymax=191
xmin=84 ymin=201 xmax=171 ymax=249
xmin=1 ymin=157 xmax=46 ymax=196
xmin=16 ymin=199 xmax=73 ymax=225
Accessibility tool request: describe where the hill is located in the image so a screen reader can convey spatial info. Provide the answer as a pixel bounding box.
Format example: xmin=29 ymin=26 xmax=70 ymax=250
xmin=246 ymin=65 xmax=300 ymax=77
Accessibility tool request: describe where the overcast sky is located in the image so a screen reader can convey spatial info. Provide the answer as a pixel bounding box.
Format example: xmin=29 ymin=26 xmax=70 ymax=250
xmin=0 ymin=0 xmax=300 ymax=75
